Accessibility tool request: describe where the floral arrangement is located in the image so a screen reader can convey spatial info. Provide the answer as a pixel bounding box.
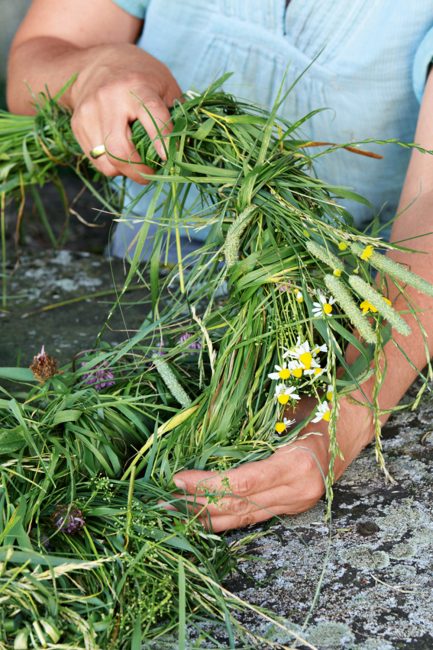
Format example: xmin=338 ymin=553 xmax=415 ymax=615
xmin=0 ymin=76 xmax=431 ymax=648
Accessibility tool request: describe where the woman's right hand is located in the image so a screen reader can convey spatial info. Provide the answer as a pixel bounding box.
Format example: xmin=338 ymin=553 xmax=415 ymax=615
xmin=7 ymin=0 xmax=182 ymax=183
xmin=69 ymin=44 xmax=182 ymax=183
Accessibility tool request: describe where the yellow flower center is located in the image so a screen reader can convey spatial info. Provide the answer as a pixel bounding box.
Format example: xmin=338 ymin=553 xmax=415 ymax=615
xmin=338 ymin=242 xmax=348 ymax=251
xmin=277 ymin=394 xmax=290 ymax=405
xmin=296 ymin=295 xmax=304 ymax=303
xmin=326 ymin=390 xmax=333 ymax=401
xmin=333 ymin=269 xmax=342 ymax=277
xmin=323 ymin=410 xmax=331 ymax=422
xmin=275 ymin=421 xmax=286 ymax=433
xmin=299 ymin=351 xmax=313 ymax=370
xmin=314 ymin=367 xmax=322 ymax=376
xmin=278 ymin=368 xmax=291 ymax=380
xmin=360 ymin=244 xmax=374 ymax=261
xmin=292 ymin=367 xmax=303 ymax=378
xmin=323 ymin=303 xmax=333 ymax=315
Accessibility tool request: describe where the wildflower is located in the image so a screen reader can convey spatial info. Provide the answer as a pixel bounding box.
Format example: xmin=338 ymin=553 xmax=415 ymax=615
xmin=333 ymin=269 xmax=342 ymax=277
xmin=360 ymin=297 xmax=391 ymax=315
xmin=82 ymin=361 xmax=115 ymax=391
xmin=274 ymin=384 xmax=300 ymax=404
xmin=268 ymin=363 xmax=291 ymax=381
xmin=30 ymin=345 xmax=58 ymax=383
xmin=178 ymin=332 xmax=202 ymax=350
xmin=312 ymin=293 xmax=336 ymax=317
xmin=284 ymin=338 xmax=327 ymax=375
xmin=338 ymin=241 xmax=348 ymax=251
xmin=312 ymin=401 xmax=331 ymax=423
xmin=307 ymin=365 xmax=325 ymax=378
xmin=51 ymin=505 xmax=85 ymax=535
xmin=288 ymin=360 xmax=303 ymax=378
xmin=295 ymin=289 xmax=304 ymax=303
xmin=275 ymin=417 xmax=296 ymax=434
xmin=360 ymin=244 xmax=374 ymax=261
xmin=326 ymin=384 xmax=334 ymax=401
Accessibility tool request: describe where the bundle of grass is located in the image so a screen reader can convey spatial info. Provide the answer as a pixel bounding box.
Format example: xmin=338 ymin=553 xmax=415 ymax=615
xmin=0 ymin=75 xmax=432 ymax=647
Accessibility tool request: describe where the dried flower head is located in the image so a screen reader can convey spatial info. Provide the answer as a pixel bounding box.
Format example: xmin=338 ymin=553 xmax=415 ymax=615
xmin=30 ymin=345 xmax=59 ymax=383
xmin=51 ymin=505 xmax=85 ymax=535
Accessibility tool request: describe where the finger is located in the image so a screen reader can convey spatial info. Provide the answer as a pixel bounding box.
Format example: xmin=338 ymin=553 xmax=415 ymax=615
xmin=173 ymin=456 xmax=286 ymax=500
xmin=171 ymin=471 xmax=325 ymax=517
xmin=202 ymin=504 xmax=293 ymax=533
xmin=102 ymin=120 xmax=156 ymax=184
xmin=72 ymin=103 xmax=155 ymax=182
xmin=137 ymin=95 xmax=173 ymax=160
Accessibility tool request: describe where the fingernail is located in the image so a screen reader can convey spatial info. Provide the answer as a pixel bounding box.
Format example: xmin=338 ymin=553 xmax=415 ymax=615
xmin=173 ymin=478 xmax=186 ymax=491
xmin=155 ymin=140 xmax=167 ymax=160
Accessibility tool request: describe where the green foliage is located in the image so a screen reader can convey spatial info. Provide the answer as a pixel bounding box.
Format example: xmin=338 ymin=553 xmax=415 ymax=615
xmin=0 ymin=76 xmax=432 ymax=647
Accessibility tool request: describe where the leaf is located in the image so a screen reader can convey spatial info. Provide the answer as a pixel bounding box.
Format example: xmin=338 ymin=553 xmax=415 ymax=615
xmin=0 ymin=367 xmax=36 ymax=382
xmin=52 ymin=409 xmax=83 ymax=425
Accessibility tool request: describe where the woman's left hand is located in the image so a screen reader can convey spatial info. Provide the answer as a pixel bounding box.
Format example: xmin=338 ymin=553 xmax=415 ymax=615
xmin=171 ymin=396 xmax=374 ymax=532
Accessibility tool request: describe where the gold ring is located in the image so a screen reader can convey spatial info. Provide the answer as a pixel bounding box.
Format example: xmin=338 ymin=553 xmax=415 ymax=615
xmin=89 ymin=144 xmax=106 ymax=159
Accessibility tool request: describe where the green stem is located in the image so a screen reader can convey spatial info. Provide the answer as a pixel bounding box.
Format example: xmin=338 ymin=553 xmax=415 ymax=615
xmin=1 ymin=192 xmax=6 ymax=308
xmin=30 ymin=185 xmax=58 ymax=248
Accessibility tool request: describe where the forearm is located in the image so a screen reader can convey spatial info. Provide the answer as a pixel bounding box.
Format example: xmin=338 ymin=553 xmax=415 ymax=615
xmin=7 ymin=36 xmax=97 ymax=113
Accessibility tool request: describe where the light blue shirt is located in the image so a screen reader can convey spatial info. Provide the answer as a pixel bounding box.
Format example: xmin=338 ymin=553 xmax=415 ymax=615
xmin=110 ymin=0 xmax=433 ymax=259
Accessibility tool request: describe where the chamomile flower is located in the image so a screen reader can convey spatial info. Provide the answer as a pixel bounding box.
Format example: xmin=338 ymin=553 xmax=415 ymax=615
xmin=288 ymin=360 xmax=304 ymax=378
xmin=304 ymin=364 xmax=325 ymax=378
xmin=274 ymin=384 xmax=300 ymax=405
xmin=312 ymin=293 xmax=336 ymax=317
xmin=312 ymin=400 xmax=331 ymax=423
xmin=275 ymin=417 xmax=296 ymax=434
xmin=295 ymin=289 xmax=304 ymax=303
xmin=313 ymin=343 xmax=328 ymax=355
xmin=268 ymin=363 xmax=291 ymax=381
xmin=283 ymin=337 xmax=329 ymax=380
xmin=326 ymin=384 xmax=334 ymax=401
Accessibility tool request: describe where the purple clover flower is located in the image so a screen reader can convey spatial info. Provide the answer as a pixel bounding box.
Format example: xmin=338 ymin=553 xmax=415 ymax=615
xmin=51 ymin=505 xmax=85 ymax=535
xmin=82 ymin=361 xmax=115 ymax=391
xmin=178 ymin=332 xmax=202 ymax=350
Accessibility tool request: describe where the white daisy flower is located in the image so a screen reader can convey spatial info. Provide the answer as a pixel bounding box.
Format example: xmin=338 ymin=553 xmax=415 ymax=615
xmin=274 ymin=384 xmax=300 ymax=405
xmin=326 ymin=384 xmax=334 ymax=401
xmin=311 ymin=400 xmax=331 ymax=423
xmin=268 ymin=363 xmax=291 ymax=381
xmin=275 ymin=417 xmax=296 ymax=433
xmin=312 ymin=293 xmax=336 ymax=317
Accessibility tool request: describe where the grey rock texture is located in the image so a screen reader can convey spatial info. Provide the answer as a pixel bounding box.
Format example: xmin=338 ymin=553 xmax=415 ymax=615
xmin=0 ymin=250 xmax=150 ymax=366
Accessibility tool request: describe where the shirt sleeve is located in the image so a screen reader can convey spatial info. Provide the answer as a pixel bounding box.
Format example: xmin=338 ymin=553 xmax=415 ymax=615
xmin=413 ymin=25 xmax=433 ymax=103
xmin=111 ymin=0 xmax=149 ymax=19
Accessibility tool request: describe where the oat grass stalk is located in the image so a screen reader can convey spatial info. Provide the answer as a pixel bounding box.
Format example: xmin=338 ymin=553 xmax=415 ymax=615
xmin=349 ymin=274 xmax=411 ymax=336
xmin=324 ymin=274 xmax=376 ymax=344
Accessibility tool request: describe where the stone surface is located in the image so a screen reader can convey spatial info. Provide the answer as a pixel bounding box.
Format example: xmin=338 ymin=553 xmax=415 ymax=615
xmin=0 ymin=249 xmax=151 ymax=367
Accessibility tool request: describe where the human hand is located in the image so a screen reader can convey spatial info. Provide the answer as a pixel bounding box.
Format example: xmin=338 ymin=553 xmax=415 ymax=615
xmin=171 ymin=396 xmax=374 ymax=532
xmin=69 ymin=44 xmax=182 ymax=183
